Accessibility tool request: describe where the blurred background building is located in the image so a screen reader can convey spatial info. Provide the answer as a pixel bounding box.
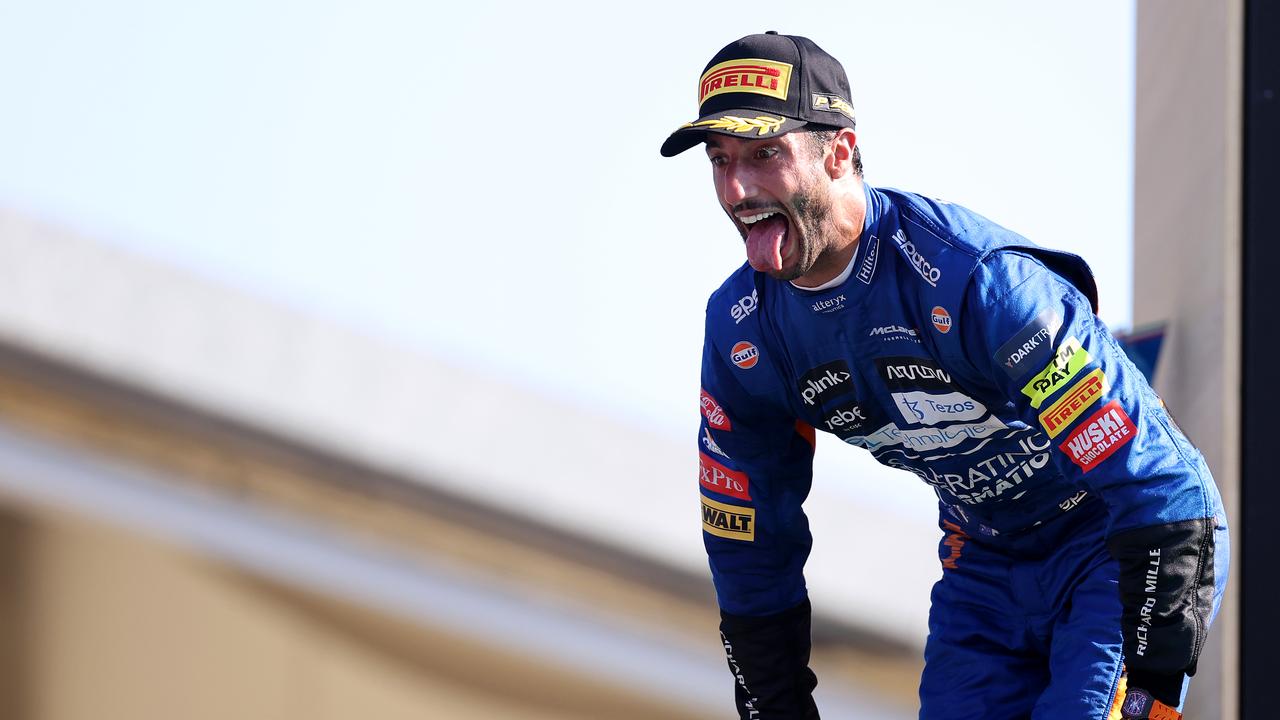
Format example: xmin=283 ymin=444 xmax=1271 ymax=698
xmin=0 ymin=0 xmax=1264 ymax=718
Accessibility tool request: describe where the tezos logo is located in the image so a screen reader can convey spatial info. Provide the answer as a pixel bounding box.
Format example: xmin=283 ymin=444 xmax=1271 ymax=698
xmin=730 ymin=341 xmax=759 ymax=369
xmin=730 ymin=289 xmax=758 ymax=325
xmin=931 ymin=306 xmax=952 ymax=334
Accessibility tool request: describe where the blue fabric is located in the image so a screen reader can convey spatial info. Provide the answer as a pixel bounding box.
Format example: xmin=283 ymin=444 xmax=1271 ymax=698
xmin=696 ymin=184 xmax=1229 ymax=709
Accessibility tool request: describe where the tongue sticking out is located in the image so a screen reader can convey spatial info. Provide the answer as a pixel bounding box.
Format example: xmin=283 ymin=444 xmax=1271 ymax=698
xmin=746 ymin=215 xmax=788 ymax=273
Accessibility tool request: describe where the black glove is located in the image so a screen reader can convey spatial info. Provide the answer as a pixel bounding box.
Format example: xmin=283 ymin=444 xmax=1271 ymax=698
xmin=719 ymin=598 xmax=820 ymax=720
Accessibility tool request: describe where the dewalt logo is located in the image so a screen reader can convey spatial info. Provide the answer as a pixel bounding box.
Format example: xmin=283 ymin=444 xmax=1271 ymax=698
xmin=701 ymin=495 xmax=755 ymax=541
xmin=1022 ymin=337 xmax=1091 ymax=408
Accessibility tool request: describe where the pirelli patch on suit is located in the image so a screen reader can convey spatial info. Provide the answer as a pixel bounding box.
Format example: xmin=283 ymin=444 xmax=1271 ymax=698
xmin=1039 ymin=368 xmax=1108 ymax=437
xmin=701 ymin=495 xmax=756 ymax=541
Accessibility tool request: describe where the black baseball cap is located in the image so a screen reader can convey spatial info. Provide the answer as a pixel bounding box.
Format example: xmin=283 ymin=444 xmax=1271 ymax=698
xmin=660 ymin=31 xmax=856 ymax=158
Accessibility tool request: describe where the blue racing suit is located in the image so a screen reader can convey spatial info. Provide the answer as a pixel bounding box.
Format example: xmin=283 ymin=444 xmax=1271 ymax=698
xmin=697 ymin=185 xmax=1228 ymax=719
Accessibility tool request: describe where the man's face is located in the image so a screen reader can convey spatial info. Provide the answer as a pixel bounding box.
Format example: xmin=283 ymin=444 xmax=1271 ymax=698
xmin=705 ymin=131 xmax=836 ymax=281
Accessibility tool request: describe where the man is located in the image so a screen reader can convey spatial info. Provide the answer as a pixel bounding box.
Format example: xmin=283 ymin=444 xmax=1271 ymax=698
xmin=661 ymin=32 xmax=1228 ymax=720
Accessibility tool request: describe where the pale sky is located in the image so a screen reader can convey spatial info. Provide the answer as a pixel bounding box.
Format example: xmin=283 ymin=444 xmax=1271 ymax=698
xmin=0 ymin=0 xmax=1135 ymax=517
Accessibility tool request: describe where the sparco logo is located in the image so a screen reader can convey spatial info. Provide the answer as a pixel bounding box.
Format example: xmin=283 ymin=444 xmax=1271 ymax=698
xmin=892 ymin=229 xmax=941 ymax=287
xmin=811 ymin=294 xmax=846 ymax=313
xmin=796 ymin=360 xmax=854 ymax=406
xmin=730 ymin=289 xmax=758 ymax=324
xmin=700 ymin=389 xmax=731 ymax=431
xmin=730 ymin=341 xmax=759 ymax=369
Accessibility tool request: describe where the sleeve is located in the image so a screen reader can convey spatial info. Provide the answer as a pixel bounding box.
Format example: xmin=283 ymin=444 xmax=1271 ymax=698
xmin=958 ymin=250 xmax=1223 ymax=705
xmin=698 ymin=312 xmax=820 ymax=719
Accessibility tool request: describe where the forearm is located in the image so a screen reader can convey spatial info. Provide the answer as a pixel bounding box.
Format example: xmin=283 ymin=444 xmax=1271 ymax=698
xmin=719 ymin=598 xmax=820 ymax=720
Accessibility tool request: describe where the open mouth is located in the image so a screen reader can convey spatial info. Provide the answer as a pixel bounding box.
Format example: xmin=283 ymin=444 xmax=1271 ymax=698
xmin=740 ymin=210 xmax=792 ymax=273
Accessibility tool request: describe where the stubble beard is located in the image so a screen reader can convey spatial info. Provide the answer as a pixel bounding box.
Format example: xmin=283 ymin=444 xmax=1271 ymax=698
xmin=773 ymin=180 xmax=837 ymax=282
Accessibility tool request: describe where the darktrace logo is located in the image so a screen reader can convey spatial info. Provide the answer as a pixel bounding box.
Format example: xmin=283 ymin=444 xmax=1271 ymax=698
xmin=796 ymin=360 xmax=854 ymax=406
xmin=995 ymin=307 xmax=1062 ymax=379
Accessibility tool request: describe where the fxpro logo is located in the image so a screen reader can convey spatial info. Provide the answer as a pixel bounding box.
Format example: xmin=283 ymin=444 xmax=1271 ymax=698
xmin=796 ymin=360 xmax=854 ymax=406
xmin=730 ymin=289 xmax=758 ymax=325
xmin=891 ymin=229 xmax=941 ymax=287
xmin=699 ymin=452 xmax=750 ymax=500
xmin=890 ymin=390 xmax=987 ymax=426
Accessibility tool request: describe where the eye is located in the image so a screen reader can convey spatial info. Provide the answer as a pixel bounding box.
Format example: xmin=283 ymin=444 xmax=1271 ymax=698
xmin=708 ymin=154 xmax=728 ymax=167
xmin=754 ymin=146 xmax=778 ymax=160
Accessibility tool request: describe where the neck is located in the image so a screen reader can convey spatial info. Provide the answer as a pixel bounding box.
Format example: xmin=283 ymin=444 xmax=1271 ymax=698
xmin=792 ymin=178 xmax=867 ymax=289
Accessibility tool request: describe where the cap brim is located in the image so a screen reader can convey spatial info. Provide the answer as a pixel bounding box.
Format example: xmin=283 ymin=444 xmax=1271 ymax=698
xmin=659 ymin=110 xmax=806 ymax=157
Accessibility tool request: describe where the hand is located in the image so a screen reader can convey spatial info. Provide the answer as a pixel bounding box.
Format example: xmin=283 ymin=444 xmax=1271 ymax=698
xmin=1120 ymin=687 xmax=1181 ymax=720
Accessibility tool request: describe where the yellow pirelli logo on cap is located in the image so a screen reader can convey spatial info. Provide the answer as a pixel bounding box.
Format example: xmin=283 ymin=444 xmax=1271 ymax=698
xmin=701 ymin=495 xmax=756 ymax=541
xmin=699 ymin=58 xmax=793 ymax=105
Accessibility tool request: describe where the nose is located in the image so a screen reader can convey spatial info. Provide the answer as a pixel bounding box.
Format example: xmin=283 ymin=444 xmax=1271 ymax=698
xmin=720 ymin=161 xmax=754 ymax=208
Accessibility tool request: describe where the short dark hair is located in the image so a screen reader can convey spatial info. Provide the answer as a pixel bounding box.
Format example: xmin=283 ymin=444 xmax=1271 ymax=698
xmin=803 ymin=127 xmax=863 ymax=177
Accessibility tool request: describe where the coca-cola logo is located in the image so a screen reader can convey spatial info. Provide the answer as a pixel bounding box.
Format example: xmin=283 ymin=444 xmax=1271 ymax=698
xmin=700 ymin=389 xmax=732 ymax=431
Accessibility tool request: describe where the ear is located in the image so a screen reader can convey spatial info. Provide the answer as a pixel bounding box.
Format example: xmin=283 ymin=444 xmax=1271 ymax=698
xmin=825 ymin=128 xmax=858 ymax=179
